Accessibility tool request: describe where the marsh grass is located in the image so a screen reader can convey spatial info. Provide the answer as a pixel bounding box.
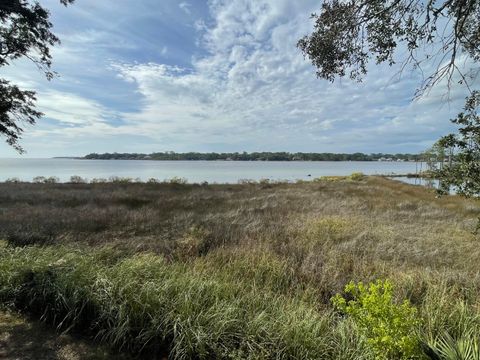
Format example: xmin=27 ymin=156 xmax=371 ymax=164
xmin=0 ymin=177 xmax=479 ymax=358
xmin=0 ymin=246 xmax=372 ymax=359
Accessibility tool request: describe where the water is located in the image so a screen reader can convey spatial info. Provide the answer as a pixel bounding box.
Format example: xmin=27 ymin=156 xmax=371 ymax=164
xmin=0 ymin=158 xmax=422 ymax=183
xmin=390 ymin=176 xmax=440 ymax=188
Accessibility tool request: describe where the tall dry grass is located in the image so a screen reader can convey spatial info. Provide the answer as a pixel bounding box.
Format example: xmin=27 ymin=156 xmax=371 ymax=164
xmin=0 ymin=177 xmax=479 ymax=358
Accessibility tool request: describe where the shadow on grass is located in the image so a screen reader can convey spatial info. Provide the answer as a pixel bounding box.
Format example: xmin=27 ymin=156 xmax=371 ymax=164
xmin=0 ymin=312 xmax=135 ymax=360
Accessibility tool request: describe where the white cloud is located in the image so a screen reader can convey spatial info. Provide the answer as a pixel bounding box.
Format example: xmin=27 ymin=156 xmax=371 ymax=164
xmin=107 ymin=0 xmax=473 ymax=152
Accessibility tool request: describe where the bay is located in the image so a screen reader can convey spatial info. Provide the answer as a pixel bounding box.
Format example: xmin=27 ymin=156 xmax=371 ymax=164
xmin=0 ymin=158 xmax=424 ymax=183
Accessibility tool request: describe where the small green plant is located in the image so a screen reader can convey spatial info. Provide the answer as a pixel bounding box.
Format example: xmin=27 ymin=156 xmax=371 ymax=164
xmin=332 ymin=280 xmax=421 ymax=360
xmin=350 ymin=172 xmax=365 ymax=181
xmin=425 ymin=331 xmax=480 ymax=360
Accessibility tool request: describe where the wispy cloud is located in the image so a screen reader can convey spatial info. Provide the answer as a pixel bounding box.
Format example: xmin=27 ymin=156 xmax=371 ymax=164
xmin=179 ymin=2 xmax=192 ymax=15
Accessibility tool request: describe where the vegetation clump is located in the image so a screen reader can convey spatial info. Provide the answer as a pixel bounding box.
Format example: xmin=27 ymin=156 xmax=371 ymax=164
xmin=350 ymin=172 xmax=365 ymax=181
xmin=313 ymin=172 xmax=364 ymax=182
xmin=332 ymin=280 xmax=421 ymax=360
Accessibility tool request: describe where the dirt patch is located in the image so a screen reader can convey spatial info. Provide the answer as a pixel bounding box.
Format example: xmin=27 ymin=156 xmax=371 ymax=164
xmin=0 ymin=311 xmax=131 ymax=360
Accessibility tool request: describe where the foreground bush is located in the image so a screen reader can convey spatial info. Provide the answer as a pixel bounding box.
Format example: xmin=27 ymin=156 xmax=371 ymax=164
xmin=332 ymin=280 xmax=421 ymax=359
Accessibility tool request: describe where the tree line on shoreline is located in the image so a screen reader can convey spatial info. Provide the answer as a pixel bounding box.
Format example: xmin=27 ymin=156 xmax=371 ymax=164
xmin=82 ymin=152 xmax=421 ymax=162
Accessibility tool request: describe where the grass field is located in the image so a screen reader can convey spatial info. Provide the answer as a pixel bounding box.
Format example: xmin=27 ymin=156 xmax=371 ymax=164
xmin=0 ymin=176 xmax=479 ymax=359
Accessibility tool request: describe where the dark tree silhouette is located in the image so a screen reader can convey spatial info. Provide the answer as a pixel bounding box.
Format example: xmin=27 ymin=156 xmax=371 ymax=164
xmin=298 ymin=0 xmax=479 ymax=96
xmin=0 ymin=0 xmax=74 ymax=152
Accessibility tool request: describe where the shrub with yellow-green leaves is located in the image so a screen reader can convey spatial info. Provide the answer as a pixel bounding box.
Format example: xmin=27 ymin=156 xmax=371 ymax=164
xmin=332 ymin=280 xmax=422 ymax=360
xmin=349 ymin=172 xmax=365 ymax=181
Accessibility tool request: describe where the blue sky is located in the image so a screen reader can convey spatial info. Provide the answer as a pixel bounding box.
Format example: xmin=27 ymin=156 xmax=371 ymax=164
xmin=0 ymin=0 xmax=476 ymax=157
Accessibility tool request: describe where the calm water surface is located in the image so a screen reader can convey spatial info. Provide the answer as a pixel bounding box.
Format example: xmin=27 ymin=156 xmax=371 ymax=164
xmin=0 ymin=158 xmax=423 ymax=183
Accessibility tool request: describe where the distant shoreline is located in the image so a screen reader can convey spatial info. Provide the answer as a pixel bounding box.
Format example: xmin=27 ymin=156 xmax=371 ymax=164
xmin=71 ymin=152 xmax=422 ymax=162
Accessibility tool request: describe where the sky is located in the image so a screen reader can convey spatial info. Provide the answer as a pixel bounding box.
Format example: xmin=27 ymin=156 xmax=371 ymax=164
xmin=0 ymin=0 xmax=477 ymax=158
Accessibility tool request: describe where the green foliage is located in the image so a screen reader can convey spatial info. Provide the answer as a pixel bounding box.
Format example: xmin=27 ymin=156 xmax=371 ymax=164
xmin=436 ymin=92 xmax=480 ymax=231
xmin=426 ymin=331 xmax=480 ymax=360
xmin=332 ymin=280 xmax=422 ymax=360
xmin=438 ymin=92 xmax=480 ymax=198
xmin=350 ymin=172 xmax=365 ymax=181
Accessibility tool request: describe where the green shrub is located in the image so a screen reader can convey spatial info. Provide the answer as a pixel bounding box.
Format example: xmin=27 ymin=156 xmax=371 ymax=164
xmin=350 ymin=172 xmax=365 ymax=181
xmin=332 ymin=280 xmax=422 ymax=360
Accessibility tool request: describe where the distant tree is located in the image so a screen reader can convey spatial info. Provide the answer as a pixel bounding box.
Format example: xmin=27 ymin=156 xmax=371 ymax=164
xmin=298 ymin=0 xmax=479 ymax=96
xmin=0 ymin=0 xmax=74 ymax=152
